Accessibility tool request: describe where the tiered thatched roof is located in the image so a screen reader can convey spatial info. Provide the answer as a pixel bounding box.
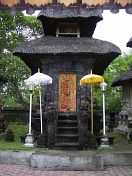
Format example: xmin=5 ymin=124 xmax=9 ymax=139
xmin=112 ymin=69 xmax=132 ymax=86
xmin=127 ymin=37 xmax=132 ymax=48
xmin=38 ymin=6 xmax=103 ymax=36
xmin=13 ymin=36 xmax=121 ymax=74
xmin=38 ymin=5 xmax=102 ymax=20
xmin=14 ymin=36 xmax=121 ymax=55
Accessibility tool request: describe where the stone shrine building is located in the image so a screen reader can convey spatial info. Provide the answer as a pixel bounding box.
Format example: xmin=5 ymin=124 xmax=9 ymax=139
xmin=112 ymin=38 xmax=132 ymax=138
xmin=14 ymin=5 xmax=121 ymax=149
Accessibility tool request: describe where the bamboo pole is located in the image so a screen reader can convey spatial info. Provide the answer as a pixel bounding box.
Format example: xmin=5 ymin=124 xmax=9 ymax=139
xmin=39 ymin=88 xmax=43 ymax=134
xmin=28 ymin=91 xmax=32 ymax=135
xmin=91 ymin=85 xmax=93 ymax=134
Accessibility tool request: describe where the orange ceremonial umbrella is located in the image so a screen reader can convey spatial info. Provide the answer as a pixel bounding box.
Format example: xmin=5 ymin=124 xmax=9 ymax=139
xmin=80 ymin=70 xmax=104 ymax=134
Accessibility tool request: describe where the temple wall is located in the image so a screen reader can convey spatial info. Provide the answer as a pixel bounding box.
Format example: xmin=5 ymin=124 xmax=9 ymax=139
xmin=40 ymin=55 xmax=96 ymax=112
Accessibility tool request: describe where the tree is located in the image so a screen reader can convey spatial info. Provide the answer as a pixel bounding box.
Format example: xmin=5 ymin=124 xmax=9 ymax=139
xmin=0 ymin=11 xmax=43 ymax=53
xmin=94 ymin=52 xmax=132 ymax=113
xmin=0 ymin=53 xmax=30 ymax=107
xmin=0 ymin=11 xmax=43 ymax=107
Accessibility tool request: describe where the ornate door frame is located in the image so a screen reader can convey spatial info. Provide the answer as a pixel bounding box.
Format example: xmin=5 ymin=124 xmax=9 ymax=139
xmin=58 ymin=73 xmax=76 ymax=112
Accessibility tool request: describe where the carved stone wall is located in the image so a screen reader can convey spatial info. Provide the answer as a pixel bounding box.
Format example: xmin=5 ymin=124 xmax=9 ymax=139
xmin=122 ymin=84 xmax=132 ymax=114
xmin=118 ymin=83 xmax=132 ymax=135
xmin=41 ymin=55 xmax=95 ymax=112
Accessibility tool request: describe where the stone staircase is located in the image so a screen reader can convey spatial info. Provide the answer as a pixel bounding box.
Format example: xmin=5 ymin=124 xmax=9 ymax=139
xmin=54 ymin=113 xmax=80 ymax=149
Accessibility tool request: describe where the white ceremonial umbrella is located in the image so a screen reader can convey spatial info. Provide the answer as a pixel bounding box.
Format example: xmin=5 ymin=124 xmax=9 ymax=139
xmin=25 ymin=68 xmax=52 ymax=134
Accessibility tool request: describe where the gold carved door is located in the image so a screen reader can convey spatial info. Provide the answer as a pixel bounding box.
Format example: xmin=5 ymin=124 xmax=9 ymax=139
xmin=58 ymin=73 xmax=76 ymax=112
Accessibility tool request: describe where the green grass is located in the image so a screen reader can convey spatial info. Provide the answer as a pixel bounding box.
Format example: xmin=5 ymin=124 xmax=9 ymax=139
xmin=0 ymin=140 xmax=30 ymax=150
xmin=110 ymin=131 xmax=132 ymax=151
xmin=7 ymin=122 xmax=28 ymax=141
xmin=0 ymin=122 xmax=34 ymax=151
xmin=98 ymin=131 xmax=132 ymax=152
xmin=0 ymin=122 xmax=132 ymax=151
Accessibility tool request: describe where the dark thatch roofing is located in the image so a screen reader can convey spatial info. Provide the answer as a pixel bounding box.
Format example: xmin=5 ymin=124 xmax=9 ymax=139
xmin=13 ymin=36 xmax=121 ymax=74
xmin=14 ymin=36 xmax=121 ymax=55
xmin=112 ymin=69 xmax=132 ymax=86
xmin=127 ymin=37 xmax=132 ymax=48
xmin=37 ymin=5 xmax=103 ymax=21
xmin=37 ymin=6 xmax=103 ymax=37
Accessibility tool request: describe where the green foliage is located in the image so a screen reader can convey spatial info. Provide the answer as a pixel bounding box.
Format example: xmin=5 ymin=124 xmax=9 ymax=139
xmin=0 ymin=122 xmax=31 ymax=150
xmin=7 ymin=122 xmax=28 ymax=141
xmin=0 ymin=53 xmax=31 ymax=107
xmin=0 ymin=11 xmax=43 ymax=108
xmin=94 ymin=52 xmax=132 ymax=113
xmin=0 ymin=53 xmax=40 ymax=108
xmin=0 ymin=11 xmax=43 ymax=52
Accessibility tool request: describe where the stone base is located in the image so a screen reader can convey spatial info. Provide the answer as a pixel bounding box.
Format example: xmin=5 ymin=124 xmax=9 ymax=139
xmin=0 ymin=150 xmax=132 ymax=170
xmin=100 ymin=135 xmax=110 ymax=148
xmin=24 ymin=134 xmax=34 ymax=148
xmin=36 ymin=134 xmax=46 ymax=148
xmin=24 ymin=143 xmax=34 ymax=147
xmin=30 ymin=151 xmax=103 ymax=170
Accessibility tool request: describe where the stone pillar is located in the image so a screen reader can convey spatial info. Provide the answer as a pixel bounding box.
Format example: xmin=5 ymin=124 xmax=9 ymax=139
xmin=78 ymin=105 xmax=89 ymax=149
xmin=47 ymin=103 xmax=57 ymax=148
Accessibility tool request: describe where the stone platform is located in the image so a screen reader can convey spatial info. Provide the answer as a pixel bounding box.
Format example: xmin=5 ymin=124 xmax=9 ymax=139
xmin=0 ymin=150 xmax=132 ymax=171
xmin=30 ymin=151 xmax=103 ymax=171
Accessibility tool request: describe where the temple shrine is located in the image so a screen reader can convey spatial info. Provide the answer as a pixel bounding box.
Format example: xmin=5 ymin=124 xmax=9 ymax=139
xmin=14 ymin=5 xmax=121 ymax=149
xmin=112 ymin=37 xmax=132 ymax=139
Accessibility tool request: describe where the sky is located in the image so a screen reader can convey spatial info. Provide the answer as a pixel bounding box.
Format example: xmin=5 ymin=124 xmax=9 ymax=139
xmin=93 ymin=9 xmax=132 ymax=53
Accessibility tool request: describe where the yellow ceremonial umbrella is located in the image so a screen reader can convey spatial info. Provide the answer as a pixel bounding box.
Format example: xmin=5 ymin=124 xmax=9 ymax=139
xmin=80 ymin=70 xmax=104 ymax=134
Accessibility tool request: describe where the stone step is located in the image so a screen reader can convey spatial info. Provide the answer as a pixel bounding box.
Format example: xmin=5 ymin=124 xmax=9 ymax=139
xmin=58 ymin=115 xmax=78 ymax=121
xmin=57 ymin=127 xmax=78 ymax=130
xmin=57 ymin=121 xmax=78 ymax=128
xmin=54 ymin=142 xmax=80 ymax=150
xmin=56 ymin=134 xmax=79 ymax=137
xmin=57 ymin=128 xmax=78 ymax=134
xmin=58 ymin=112 xmax=77 ymax=116
xmin=55 ymin=142 xmax=80 ymax=147
xmin=56 ymin=134 xmax=79 ymax=143
xmin=57 ymin=120 xmax=78 ymax=124
xmin=56 ymin=114 xmax=79 ymax=149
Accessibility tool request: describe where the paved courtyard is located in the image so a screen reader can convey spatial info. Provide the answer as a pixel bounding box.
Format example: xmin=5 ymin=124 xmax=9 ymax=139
xmin=0 ymin=164 xmax=132 ymax=176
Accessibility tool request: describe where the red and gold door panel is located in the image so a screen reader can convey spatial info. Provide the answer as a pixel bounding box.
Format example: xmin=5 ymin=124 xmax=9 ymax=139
xmin=58 ymin=73 xmax=76 ymax=112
